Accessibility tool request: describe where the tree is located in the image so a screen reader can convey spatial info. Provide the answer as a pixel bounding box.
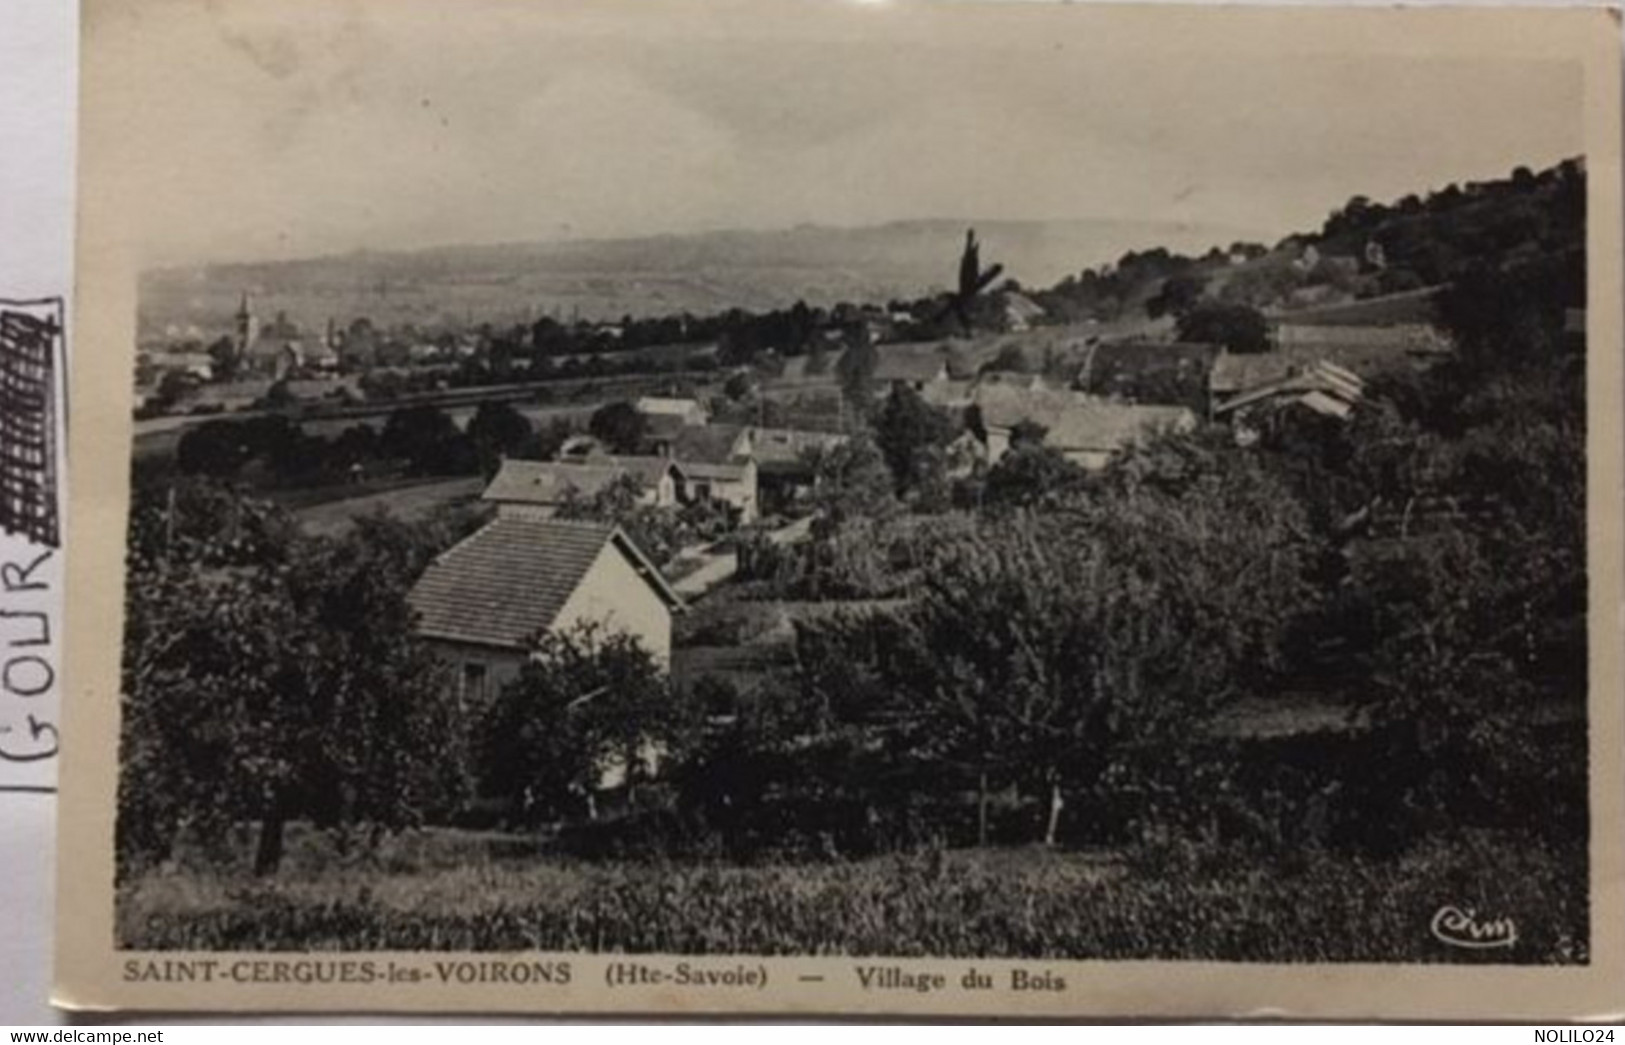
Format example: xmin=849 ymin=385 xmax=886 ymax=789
xmin=206 ymin=336 xmax=241 ymax=382
xmin=118 ymin=485 xmax=460 ymax=877
xmin=381 ymin=405 xmax=475 ymax=475
xmin=152 ymin=370 xmax=200 ymax=413
xmin=466 ymin=401 xmax=534 ymax=476
xmin=1146 ymin=273 xmax=1206 ymax=319
xmin=519 ymin=418 xmax=575 ymax=462
xmin=982 ymin=444 xmax=1083 ymax=509
xmin=805 ymin=436 xmax=899 ymax=535
xmin=875 ymin=385 xmax=956 ymax=496
xmin=1435 ymin=257 xmax=1579 ymax=375
xmin=857 ymin=522 xmax=1104 ymax=844
xmin=835 ymin=337 xmax=879 ymax=408
xmin=588 ymin=401 xmax=648 ymax=455
xmin=816 ymin=469 xmax=1314 ymax=848
xmin=477 ymin=624 xmax=687 ymax=822
xmin=175 ymin=419 xmax=256 ymax=478
xmin=1177 ymin=303 xmax=1269 ymax=353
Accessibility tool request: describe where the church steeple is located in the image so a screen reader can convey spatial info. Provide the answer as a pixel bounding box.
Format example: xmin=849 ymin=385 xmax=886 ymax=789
xmin=234 ymin=291 xmax=259 ymax=360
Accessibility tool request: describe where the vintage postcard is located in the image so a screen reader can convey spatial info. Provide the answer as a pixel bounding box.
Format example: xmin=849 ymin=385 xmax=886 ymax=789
xmin=57 ymin=0 xmax=1625 ymax=1018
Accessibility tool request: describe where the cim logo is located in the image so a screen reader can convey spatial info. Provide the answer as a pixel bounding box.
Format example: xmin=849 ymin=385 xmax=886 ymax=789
xmin=1429 ymin=905 xmax=1517 ymax=950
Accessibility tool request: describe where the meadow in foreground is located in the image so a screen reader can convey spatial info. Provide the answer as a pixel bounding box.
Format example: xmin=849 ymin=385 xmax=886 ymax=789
xmin=117 ymin=827 xmax=1586 ymax=964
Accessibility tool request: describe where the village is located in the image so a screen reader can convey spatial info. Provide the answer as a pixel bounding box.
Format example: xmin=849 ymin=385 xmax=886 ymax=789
xmin=116 ymin=157 xmax=1592 ymax=962
xmin=132 ymin=239 xmax=1465 ymax=711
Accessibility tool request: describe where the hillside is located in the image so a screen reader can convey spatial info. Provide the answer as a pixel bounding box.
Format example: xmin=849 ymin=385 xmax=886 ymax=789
xmin=137 ymin=217 xmax=1255 ymax=338
xmin=1030 ymin=157 xmax=1586 ymax=325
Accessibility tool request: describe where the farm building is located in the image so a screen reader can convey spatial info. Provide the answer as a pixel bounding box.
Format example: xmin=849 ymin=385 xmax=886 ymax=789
xmin=1213 ymin=359 xmax=1365 ymax=444
xmin=646 ymin=423 xmax=761 ymax=522
xmin=969 ymin=381 xmax=1194 ymax=469
xmin=676 ymin=459 xmax=759 ymax=523
xmin=635 ymin=396 xmax=709 ymax=426
xmin=407 ymin=515 xmax=685 ymax=705
xmin=1266 ymin=287 xmax=1453 ymax=357
xmin=873 ymin=351 xmax=954 ymax=392
xmin=749 ymin=426 xmax=850 ymax=511
xmin=1208 ymin=333 xmax=1434 ymax=407
xmin=648 ymin=421 xmax=752 ymax=462
xmin=1001 ymin=291 xmax=1048 ymax=332
xmin=482 ymin=457 xmax=680 ymax=517
xmin=1043 ymin=404 xmax=1197 ymax=470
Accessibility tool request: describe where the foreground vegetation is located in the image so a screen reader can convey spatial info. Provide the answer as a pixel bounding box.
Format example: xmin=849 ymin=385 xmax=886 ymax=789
xmin=119 ymin=828 xmax=1584 ymax=963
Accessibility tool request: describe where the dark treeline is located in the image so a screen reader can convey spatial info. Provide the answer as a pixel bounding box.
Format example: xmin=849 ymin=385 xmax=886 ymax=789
xmin=167 ymin=400 xmax=565 ymax=487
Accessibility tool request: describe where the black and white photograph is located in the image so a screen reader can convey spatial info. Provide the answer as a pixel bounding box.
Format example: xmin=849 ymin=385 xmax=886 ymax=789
xmin=57 ymin=0 xmax=1625 ymax=1017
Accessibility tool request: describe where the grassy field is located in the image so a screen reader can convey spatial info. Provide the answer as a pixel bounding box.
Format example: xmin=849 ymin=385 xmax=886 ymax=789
xmin=117 ymin=828 xmax=1586 ymax=963
xmin=289 ymin=476 xmax=486 ymax=537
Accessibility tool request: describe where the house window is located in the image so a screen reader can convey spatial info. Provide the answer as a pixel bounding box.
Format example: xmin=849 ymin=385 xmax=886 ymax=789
xmin=694 ymin=481 xmax=712 ymax=500
xmin=460 ymin=662 xmax=488 ymax=707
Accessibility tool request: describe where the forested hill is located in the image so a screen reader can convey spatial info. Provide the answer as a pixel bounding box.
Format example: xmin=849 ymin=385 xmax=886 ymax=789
xmin=1030 ymin=157 xmax=1586 ymax=324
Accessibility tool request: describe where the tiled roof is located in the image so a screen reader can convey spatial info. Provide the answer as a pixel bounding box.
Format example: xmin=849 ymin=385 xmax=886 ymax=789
xmin=749 ymin=427 xmax=848 ymax=465
xmin=635 ymin=396 xmax=705 ymax=417
xmin=1214 ymin=360 xmax=1364 ymax=417
xmin=1003 ymin=292 xmax=1047 ymax=323
xmin=640 ymin=413 xmax=691 ymax=447
xmin=666 ymin=424 xmax=749 ymax=465
xmin=971 ymin=382 xmax=1097 ymax=431
xmin=590 ymin=455 xmax=679 ymax=485
xmin=481 ymin=459 xmax=629 ymax=506
xmin=874 ymin=351 xmax=951 ymax=384
xmin=678 ymin=460 xmax=752 ymax=482
xmin=1045 ymin=403 xmax=1195 ymax=453
xmin=918 ymin=379 xmax=977 ymax=409
xmin=408 ymin=516 xmax=680 ymax=650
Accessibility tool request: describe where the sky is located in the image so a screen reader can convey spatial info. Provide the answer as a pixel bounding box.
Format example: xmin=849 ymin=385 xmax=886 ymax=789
xmin=92 ymin=0 xmax=1588 ymax=268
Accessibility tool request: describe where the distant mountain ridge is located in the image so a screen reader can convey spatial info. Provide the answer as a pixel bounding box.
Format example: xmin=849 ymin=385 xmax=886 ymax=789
xmin=138 ymin=217 xmax=1260 ymax=337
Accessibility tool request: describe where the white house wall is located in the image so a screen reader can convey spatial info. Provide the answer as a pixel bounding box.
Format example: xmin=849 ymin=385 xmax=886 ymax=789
xmin=554 ymin=539 xmax=675 ymax=669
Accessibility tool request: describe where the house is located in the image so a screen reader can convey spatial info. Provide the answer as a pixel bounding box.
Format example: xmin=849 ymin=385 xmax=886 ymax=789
xmin=408 ymin=516 xmax=684 ymax=703
xmin=558 ymin=434 xmax=607 ymax=460
xmin=1001 ymin=291 xmax=1047 ymax=332
xmin=970 ymin=382 xmax=1098 ymax=463
xmin=872 ymin=351 xmax=952 ymax=392
xmin=1044 ymin=403 xmax=1197 ymax=470
xmin=1210 ymin=337 xmax=1430 ymax=412
xmin=482 ymin=457 xmax=679 ymax=517
xmin=648 ymin=421 xmax=752 ymax=462
xmin=970 ymin=381 xmax=1193 ymax=469
xmin=151 ymin=350 xmax=216 ymax=381
xmin=748 ymin=427 xmax=850 ymax=511
xmin=918 ymin=378 xmax=977 ymax=410
xmin=1212 ymin=359 xmax=1365 ymax=444
xmin=655 ymin=424 xmax=758 ymax=522
xmin=635 ymin=396 xmax=709 ymax=427
xmin=675 ymin=459 xmax=759 ymax=523
xmin=245 ymin=336 xmax=304 ymax=380
xmin=1076 ymin=341 xmax=1219 ymax=414
xmin=187 ymin=378 xmax=275 ymax=413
